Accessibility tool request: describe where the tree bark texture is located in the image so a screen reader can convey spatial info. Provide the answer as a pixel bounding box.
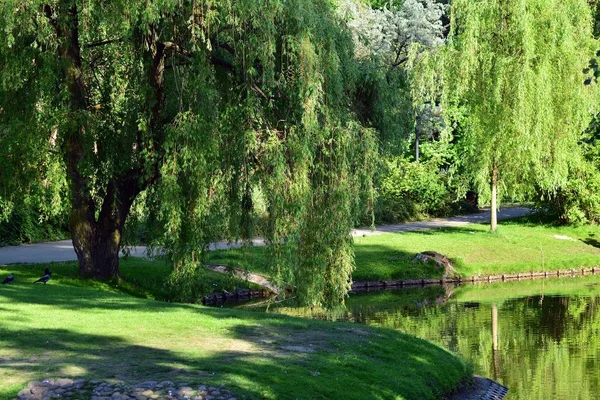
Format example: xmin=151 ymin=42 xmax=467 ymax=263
xmin=490 ymin=165 xmax=498 ymax=232
xmin=71 ymin=179 xmax=139 ymax=279
xmin=48 ymin=2 xmax=160 ymax=279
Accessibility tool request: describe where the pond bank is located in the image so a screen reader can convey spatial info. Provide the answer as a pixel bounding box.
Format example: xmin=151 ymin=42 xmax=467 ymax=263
xmin=206 ymin=216 xmax=600 ymax=285
xmin=350 ymin=266 xmax=600 ymax=292
xmin=0 ymin=261 xmax=472 ymax=400
xmin=449 ymin=376 xmax=509 ymax=400
xmin=201 ymin=263 xmax=600 ymax=306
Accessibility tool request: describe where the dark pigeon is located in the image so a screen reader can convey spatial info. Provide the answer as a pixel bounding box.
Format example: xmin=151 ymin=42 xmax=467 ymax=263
xmin=34 ymin=268 xmax=51 ymax=284
xmin=1 ymin=273 xmax=14 ymax=284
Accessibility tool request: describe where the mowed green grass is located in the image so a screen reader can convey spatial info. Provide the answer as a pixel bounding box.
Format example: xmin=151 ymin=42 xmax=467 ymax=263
xmin=0 ymin=263 xmax=471 ymax=400
xmin=206 ymin=217 xmax=600 ymax=281
xmin=0 ymin=258 xmax=257 ymax=302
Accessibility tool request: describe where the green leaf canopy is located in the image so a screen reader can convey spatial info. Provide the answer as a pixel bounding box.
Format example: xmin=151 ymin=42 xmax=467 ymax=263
xmin=0 ymin=0 xmax=377 ymax=307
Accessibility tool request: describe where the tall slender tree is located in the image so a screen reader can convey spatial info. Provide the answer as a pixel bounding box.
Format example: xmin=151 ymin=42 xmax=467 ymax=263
xmin=442 ymin=0 xmax=599 ymax=230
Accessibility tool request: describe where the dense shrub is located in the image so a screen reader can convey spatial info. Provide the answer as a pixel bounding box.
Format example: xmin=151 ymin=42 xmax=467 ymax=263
xmin=0 ymin=203 xmax=68 ymax=246
xmin=375 ymin=157 xmax=456 ymax=222
xmin=536 ymin=161 xmax=600 ymax=225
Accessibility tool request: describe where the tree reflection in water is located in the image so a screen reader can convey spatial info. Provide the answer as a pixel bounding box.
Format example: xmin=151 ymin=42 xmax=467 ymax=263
xmin=251 ymin=276 xmax=600 ymax=400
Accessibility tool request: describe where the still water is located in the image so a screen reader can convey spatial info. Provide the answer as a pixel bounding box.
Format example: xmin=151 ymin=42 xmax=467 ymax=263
xmin=242 ymin=276 xmax=600 ymax=400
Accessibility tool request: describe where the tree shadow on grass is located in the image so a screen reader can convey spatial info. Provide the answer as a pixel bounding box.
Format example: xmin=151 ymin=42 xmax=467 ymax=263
xmin=0 ymin=285 xmax=470 ymax=400
xmin=353 ymin=242 xmax=456 ymax=281
xmin=582 ymin=237 xmax=600 ymax=249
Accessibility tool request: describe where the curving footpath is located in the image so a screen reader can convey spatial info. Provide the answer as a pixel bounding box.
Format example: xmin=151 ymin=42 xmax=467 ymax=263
xmin=0 ymin=207 xmax=530 ymax=265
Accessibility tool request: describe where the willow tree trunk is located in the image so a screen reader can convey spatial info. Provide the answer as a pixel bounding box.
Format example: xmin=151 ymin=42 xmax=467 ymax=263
xmin=71 ymin=214 xmax=121 ymax=279
xmin=50 ymin=2 xmax=162 ymax=279
xmin=490 ymin=166 xmax=498 ymax=232
xmin=50 ymin=2 xmax=131 ymax=280
xmin=70 ymin=180 xmax=138 ymax=279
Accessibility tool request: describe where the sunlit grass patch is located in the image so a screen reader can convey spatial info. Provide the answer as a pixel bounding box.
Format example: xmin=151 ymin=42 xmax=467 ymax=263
xmin=0 ymin=269 xmax=471 ymax=399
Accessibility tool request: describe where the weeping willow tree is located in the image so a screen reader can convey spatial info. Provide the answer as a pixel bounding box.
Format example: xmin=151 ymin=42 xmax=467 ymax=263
xmin=0 ymin=0 xmax=376 ymax=307
xmin=441 ymin=0 xmax=599 ymax=230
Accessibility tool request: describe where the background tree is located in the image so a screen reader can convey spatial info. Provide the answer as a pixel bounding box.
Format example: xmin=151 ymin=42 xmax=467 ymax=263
xmin=0 ymin=0 xmax=376 ymax=307
xmin=337 ymin=0 xmax=446 ymax=158
xmin=441 ymin=0 xmax=599 ymax=231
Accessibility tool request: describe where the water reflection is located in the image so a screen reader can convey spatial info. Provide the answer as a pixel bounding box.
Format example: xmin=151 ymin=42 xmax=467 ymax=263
xmin=241 ymin=276 xmax=600 ymax=400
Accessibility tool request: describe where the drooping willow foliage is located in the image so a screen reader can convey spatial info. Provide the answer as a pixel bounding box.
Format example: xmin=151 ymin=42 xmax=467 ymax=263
xmin=441 ymin=0 xmax=599 ymax=209
xmin=0 ymin=0 xmax=377 ymax=307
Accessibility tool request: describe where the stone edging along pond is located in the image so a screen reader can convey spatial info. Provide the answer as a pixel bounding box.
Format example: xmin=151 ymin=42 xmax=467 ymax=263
xmin=202 ymin=263 xmax=600 ymax=303
xmin=350 ymin=266 xmax=600 ymax=292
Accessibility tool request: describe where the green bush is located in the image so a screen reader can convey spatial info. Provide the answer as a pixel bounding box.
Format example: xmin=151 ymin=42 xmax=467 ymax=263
xmin=536 ymin=161 xmax=600 ymax=225
xmin=375 ymin=157 xmax=455 ymax=222
xmin=0 ymin=203 xmax=68 ymax=246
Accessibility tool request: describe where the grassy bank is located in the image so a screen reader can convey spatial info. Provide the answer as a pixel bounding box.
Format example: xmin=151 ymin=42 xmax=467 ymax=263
xmin=0 ymin=262 xmax=471 ymax=400
xmin=0 ymin=258 xmax=256 ymax=302
xmin=206 ymin=217 xmax=600 ymax=282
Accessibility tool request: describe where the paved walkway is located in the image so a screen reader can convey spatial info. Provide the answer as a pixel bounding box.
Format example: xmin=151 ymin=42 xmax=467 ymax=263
xmin=351 ymin=206 xmax=530 ymax=236
xmin=0 ymin=207 xmax=530 ymax=265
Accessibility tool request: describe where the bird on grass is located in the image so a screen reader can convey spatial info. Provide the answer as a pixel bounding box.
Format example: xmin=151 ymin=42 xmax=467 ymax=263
xmin=34 ymin=268 xmax=51 ymax=284
xmin=1 ymin=273 xmax=14 ymax=284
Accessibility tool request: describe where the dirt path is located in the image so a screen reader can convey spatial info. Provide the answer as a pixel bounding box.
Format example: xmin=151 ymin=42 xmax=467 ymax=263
xmin=0 ymin=207 xmax=530 ymax=265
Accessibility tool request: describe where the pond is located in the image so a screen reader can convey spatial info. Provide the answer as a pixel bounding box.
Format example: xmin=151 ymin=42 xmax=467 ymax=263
xmin=239 ymin=275 xmax=600 ymax=400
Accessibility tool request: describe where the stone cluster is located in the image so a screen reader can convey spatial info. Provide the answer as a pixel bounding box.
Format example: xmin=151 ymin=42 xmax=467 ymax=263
xmin=15 ymin=379 xmax=237 ymax=400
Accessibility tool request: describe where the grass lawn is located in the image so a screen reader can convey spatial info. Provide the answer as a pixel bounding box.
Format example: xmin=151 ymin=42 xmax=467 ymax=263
xmin=0 ymin=258 xmax=258 ymax=302
xmin=0 ymin=262 xmax=471 ymax=400
xmin=206 ymin=216 xmax=600 ymax=282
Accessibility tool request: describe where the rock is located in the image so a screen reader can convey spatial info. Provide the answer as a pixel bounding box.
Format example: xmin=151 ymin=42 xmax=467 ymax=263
xmin=30 ymin=386 xmax=50 ymax=396
xmin=166 ymin=387 xmax=176 ymax=396
xmin=412 ymin=251 xmax=457 ymax=278
xmin=179 ymin=387 xmax=194 ymax=396
xmin=54 ymin=379 xmax=73 ymax=388
xmin=15 ymin=379 xmax=236 ymax=400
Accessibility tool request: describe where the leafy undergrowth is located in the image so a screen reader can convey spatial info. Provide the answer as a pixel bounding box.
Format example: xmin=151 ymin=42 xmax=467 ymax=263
xmin=206 ymin=216 xmax=600 ymax=281
xmin=0 ymin=265 xmax=471 ymax=400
